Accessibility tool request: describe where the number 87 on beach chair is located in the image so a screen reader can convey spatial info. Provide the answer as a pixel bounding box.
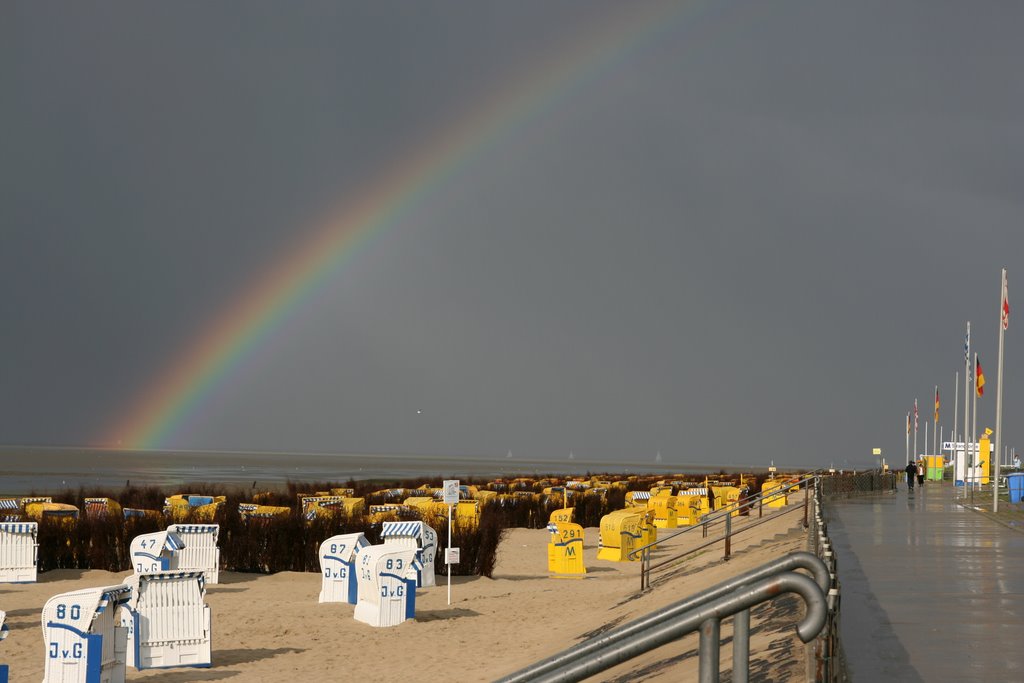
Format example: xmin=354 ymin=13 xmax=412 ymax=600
xmin=318 ymin=533 xmax=368 ymax=604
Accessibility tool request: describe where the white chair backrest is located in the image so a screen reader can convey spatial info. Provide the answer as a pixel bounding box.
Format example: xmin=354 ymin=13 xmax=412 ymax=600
xmin=381 ymin=521 xmax=437 ymax=588
xmin=0 ymin=521 xmax=38 ymax=583
xmin=318 ymin=533 xmax=367 ymax=604
xmin=352 ymin=546 xmax=421 ymax=627
xmin=129 ymin=531 xmax=184 ymax=575
xmin=121 ymin=571 xmax=210 ymax=670
xmin=42 ymin=583 xmax=132 ymax=683
xmin=166 ymin=524 xmax=220 ymax=584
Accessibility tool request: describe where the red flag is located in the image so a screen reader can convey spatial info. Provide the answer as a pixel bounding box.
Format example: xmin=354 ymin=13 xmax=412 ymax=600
xmin=976 ymin=357 xmax=986 ymax=397
xmin=1002 ymin=271 xmax=1010 ymax=331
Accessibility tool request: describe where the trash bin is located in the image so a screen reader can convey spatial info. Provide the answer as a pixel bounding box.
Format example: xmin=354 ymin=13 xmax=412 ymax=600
xmin=1007 ymin=473 xmax=1024 ymax=504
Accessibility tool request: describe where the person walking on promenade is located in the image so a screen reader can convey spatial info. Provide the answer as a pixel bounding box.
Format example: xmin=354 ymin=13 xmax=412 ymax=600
xmin=916 ymin=460 xmax=925 ymax=486
xmin=905 ymin=461 xmax=917 ymax=490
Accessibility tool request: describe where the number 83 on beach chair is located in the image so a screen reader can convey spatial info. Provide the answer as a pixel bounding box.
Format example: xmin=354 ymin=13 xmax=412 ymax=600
xmin=353 ymin=546 xmax=421 ymax=627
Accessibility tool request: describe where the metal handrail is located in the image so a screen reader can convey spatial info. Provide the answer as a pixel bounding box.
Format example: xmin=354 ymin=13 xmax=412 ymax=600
xmin=631 ymin=472 xmax=820 ymax=589
xmin=629 ymin=470 xmax=819 ymax=561
xmin=495 ymin=552 xmax=829 ymax=683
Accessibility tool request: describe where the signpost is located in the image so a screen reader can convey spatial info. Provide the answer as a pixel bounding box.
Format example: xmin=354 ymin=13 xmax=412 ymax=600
xmin=873 ymin=447 xmax=884 ymax=471
xmin=442 ymin=480 xmax=459 ymax=605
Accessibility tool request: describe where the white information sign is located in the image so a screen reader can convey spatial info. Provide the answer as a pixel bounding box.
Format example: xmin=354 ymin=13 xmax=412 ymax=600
xmin=446 ymin=547 xmax=460 ymax=565
xmin=443 ymin=480 xmax=460 ymax=505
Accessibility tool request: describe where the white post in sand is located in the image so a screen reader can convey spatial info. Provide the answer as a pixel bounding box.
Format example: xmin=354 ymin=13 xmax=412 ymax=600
xmin=442 ymin=479 xmax=459 ymax=606
xmin=447 ymin=503 xmax=452 ymax=605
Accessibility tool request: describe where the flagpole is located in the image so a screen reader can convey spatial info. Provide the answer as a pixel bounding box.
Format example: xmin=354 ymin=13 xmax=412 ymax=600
xmin=972 ymin=352 xmax=978 ymax=496
xmin=933 ymin=385 xmax=938 ymax=455
xmin=963 ymin=322 xmax=971 ymax=490
xmin=905 ymin=412 xmax=910 ymax=466
xmin=994 ymin=268 xmax=1008 ymax=513
xmin=924 ymin=421 xmax=928 ymax=459
xmin=953 ymin=371 xmax=959 ymax=470
xmin=913 ymin=398 xmax=918 ymax=464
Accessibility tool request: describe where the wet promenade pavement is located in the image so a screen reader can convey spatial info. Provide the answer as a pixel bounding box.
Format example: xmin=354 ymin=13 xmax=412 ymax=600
xmin=828 ymin=481 xmax=1024 ymax=682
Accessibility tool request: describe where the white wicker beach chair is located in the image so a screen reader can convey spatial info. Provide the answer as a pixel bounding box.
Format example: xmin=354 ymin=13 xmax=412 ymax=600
xmin=166 ymin=524 xmax=220 ymax=584
xmin=352 ymin=545 xmax=421 ymax=627
xmin=0 ymin=522 xmax=38 ymax=583
xmin=120 ymin=571 xmax=211 ymax=670
xmin=41 ymin=583 xmax=132 ymax=683
xmin=318 ymin=533 xmax=368 ymax=604
xmin=129 ymin=530 xmax=184 ymax=575
xmin=381 ymin=521 xmax=438 ymax=588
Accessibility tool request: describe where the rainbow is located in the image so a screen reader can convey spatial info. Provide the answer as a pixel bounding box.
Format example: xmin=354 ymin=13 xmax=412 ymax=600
xmin=109 ymin=0 xmax=726 ymax=449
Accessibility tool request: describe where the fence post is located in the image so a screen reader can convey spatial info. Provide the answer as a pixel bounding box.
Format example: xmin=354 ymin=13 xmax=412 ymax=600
xmin=724 ymin=513 xmax=732 ymax=561
xmin=732 ymin=609 xmax=750 ymax=683
xmin=699 ymin=617 xmax=722 ymax=683
xmin=803 ymin=481 xmax=810 ymax=529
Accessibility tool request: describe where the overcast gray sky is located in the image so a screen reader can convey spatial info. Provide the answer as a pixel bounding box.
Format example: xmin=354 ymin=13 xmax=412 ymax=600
xmin=2 ymin=1 xmax=1022 ymax=469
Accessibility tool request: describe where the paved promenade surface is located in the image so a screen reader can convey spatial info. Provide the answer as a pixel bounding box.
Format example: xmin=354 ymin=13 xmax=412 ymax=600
xmin=828 ymin=482 xmax=1024 ymax=682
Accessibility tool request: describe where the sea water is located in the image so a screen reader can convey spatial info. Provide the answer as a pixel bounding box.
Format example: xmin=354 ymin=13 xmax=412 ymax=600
xmin=0 ymin=446 xmax=730 ymax=494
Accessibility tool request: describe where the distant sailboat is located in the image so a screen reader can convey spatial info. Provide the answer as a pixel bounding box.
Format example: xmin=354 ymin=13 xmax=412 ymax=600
xmin=506 ymin=450 xmax=513 ymax=459
xmin=655 ymin=451 xmax=662 ymax=463
xmin=569 ymin=451 xmax=575 ymax=460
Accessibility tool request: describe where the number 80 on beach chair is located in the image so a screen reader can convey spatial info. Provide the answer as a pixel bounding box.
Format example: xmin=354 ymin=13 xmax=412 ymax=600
xmin=41 ymin=583 xmax=132 ymax=683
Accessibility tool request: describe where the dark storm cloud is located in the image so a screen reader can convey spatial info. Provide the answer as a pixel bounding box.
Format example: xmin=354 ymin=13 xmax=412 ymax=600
xmin=2 ymin=1 xmax=1023 ymax=469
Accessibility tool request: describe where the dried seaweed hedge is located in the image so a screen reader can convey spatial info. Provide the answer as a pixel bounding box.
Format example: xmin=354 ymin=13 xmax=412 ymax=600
xmin=28 ymin=471 xmax=753 ymax=577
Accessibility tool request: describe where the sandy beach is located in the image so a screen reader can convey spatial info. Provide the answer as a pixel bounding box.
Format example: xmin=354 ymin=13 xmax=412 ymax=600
xmin=1 ymin=504 xmax=809 ymax=682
